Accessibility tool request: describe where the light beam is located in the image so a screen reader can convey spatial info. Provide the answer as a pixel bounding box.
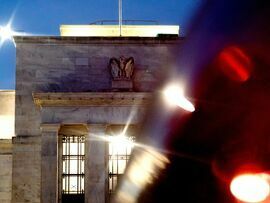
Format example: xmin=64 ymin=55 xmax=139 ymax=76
xmin=163 ymin=83 xmax=195 ymax=112
xmin=0 ymin=25 xmax=14 ymax=41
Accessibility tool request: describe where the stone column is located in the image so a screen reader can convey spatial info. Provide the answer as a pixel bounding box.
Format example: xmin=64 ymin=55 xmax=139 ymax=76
xmin=85 ymin=124 xmax=107 ymax=203
xmin=40 ymin=124 xmax=60 ymax=203
xmin=0 ymin=140 xmax=12 ymax=203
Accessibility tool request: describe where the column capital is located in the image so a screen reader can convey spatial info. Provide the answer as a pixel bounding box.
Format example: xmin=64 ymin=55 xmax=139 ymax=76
xmin=40 ymin=123 xmax=61 ymax=133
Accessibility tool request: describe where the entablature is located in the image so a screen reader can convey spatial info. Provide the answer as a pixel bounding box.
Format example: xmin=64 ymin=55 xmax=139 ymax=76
xmin=33 ymin=92 xmax=153 ymax=108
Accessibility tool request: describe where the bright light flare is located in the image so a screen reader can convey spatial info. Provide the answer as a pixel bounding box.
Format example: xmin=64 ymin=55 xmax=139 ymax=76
xmin=108 ymin=134 xmax=135 ymax=155
xmin=163 ymin=84 xmax=195 ymax=112
xmin=115 ymin=148 xmax=169 ymax=203
xmin=230 ymin=173 xmax=270 ymax=203
xmin=218 ymin=46 xmax=252 ymax=82
xmin=0 ymin=115 xmax=15 ymax=139
xmin=127 ymin=148 xmax=168 ymax=185
xmin=0 ymin=25 xmax=15 ymax=41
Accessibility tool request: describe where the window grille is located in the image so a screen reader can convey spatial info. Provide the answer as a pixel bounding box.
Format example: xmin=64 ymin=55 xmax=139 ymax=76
xmin=108 ymin=135 xmax=135 ymax=197
xmin=61 ymin=134 xmax=85 ymax=197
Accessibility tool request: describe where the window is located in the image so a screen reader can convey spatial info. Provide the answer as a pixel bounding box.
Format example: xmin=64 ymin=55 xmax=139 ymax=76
xmin=108 ymin=135 xmax=135 ymax=198
xmin=61 ymin=134 xmax=85 ymax=203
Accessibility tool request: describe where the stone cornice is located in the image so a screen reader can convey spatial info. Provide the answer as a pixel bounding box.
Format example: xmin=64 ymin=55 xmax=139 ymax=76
xmin=12 ymin=135 xmax=41 ymax=144
xmin=33 ymin=92 xmax=153 ymax=108
xmin=40 ymin=124 xmax=61 ymax=132
xmin=14 ymin=36 xmax=183 ymax=45
xmin=0 ymin=139 xmax=12 ymax=154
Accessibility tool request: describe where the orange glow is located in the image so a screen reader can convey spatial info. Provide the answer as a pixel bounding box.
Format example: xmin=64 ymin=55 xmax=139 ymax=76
xmin=230 ymin=173 xmax=270 ymax=203
xmin=218 ymin=46 xmax=252 ymax=82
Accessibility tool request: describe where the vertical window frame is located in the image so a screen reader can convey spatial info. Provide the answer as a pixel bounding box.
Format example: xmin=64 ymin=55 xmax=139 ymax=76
xmin=59 ymin=133 xmax=86 ymax=202
xmin=107 ymin=135 xmax=135 ymax=200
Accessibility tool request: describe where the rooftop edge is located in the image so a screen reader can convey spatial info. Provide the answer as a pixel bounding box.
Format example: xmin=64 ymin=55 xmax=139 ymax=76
xmin=13 ymin=36 xmax=183 ymax=44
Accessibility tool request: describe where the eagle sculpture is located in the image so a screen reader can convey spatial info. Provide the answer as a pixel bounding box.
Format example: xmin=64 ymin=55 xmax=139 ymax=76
xmin=109 ymin=56 xmax=134 ymax=80
xmin=109 ymin=58 xmax=120 ymax=78
xmin=125 ymin=57 xmax=134 ymax=79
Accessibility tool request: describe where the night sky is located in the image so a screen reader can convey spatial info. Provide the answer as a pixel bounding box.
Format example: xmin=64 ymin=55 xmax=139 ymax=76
xmin=0 ymin=0 xmax=202 ymax=89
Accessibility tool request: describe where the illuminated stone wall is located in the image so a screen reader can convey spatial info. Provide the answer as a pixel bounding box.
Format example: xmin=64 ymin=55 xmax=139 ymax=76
xmin=0 ymin=140 xmax=12 ymax=203
xmin=0 ymin=91 xmax=14 ymax=203
xmin=13 ymin=36 xmax=181 ymax=203
xmin=0 ymin=91 xmax=15 ymax=139
xmin=60 ymin=25 xmax=179 ymax=37
xmin=14 ymin=37 xmax=180 ymax=136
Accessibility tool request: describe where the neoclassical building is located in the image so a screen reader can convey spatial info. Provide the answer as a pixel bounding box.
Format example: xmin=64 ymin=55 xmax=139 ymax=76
xmin=0 ymin=25 xmax=181 ymax=203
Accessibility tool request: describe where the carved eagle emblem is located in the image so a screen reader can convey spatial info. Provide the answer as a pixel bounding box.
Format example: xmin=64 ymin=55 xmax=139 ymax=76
xmin=109 ymin=56 xmax=134 ymax=80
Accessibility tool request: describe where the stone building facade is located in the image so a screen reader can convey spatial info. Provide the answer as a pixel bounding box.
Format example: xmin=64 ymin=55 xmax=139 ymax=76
xmin=1 ymin=30 xmax=182 ymax=203
xmin=0 ymin=91 xmax=14 ymax=203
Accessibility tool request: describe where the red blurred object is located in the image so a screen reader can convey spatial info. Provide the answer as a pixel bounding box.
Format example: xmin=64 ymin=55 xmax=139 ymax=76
xmin=218 ymin=46 xmax=253 ymax=82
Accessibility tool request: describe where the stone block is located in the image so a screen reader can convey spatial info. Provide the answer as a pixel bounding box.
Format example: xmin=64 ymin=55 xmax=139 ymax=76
xmin=0 ymin=153 xmax=12 ymax=203
xmin=85 ymin=183 xmax=105 ymax=203
xmin=111 ymin=80 xmax=133 ymax=90
xmin=12 ymin=136 xmax=41 ymax=203
xmin=75 ymin=57 xmax=89 ymax=65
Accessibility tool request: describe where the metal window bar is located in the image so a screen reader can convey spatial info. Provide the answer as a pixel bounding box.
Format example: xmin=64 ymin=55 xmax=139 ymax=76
xmin=61 ymin=135 xmax=85 ymax=195
xmin=108 ymin=136 xmax=135 ymax=198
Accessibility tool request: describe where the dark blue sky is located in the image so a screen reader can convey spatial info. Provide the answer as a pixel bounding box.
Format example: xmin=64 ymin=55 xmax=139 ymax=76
xmin=0 ymin=0 xmax=202 ymax=89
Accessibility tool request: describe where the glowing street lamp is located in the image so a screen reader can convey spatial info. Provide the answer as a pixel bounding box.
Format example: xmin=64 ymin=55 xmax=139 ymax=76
xmin=163 ymin=83 xmax=195 ymax=112
xmin=230 ymin=173 xmax=270 ymax=203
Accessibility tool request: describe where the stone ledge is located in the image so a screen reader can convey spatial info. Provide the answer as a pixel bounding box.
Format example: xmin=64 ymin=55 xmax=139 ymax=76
xmin=40 ymin=124 xmax=60 ymax=133
xmin=14 ymin=36 xmax=183 ymax=45
xmin=33 ymin=92 xmax=153 ymax=108
xmin=0 ymin=139 xmax=12 ymax=154
xmin=12 ymin=135 xmax=41 ymax=144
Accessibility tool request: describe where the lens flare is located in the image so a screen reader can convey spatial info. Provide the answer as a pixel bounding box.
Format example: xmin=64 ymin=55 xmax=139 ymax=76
xmin=108 ymin=134 xmax=134 ymax=155
xmin=115 ymin=148 xmax=169 ymax=203
xmin=0 ymin=25 xmax=14 ymax=41
xmin=218 ymin=46 xmax=252 ymax=82
xmin=0 ymin=115 xmax=15 ymax=139
xmin=230 ymin=173 xmax=270 ymax=203
xmin=163 ymin=84 xmax=195 ymax=112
